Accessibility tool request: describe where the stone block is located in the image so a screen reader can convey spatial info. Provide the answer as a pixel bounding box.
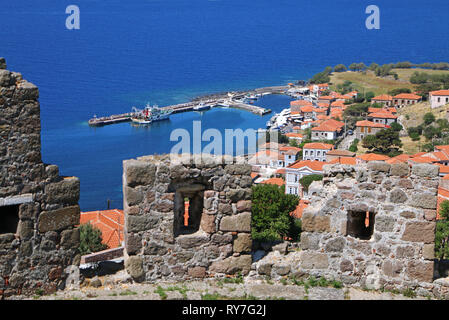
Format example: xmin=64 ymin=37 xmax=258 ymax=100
xmin=219 ymin=212 xmax=251 ymax=232
xmin=406 ymin=260 xmax=434 ymax=283
xmin=299 ymin=252 xmax=329 ymax=269
xmin=382 ymin=260 xmax=403 ymax=278
xmin=124 ymin=160 xmax=156 ymax=187
xmin=375 ymin=216 xmax=396 ymax=233
xmin=60 ymin=228 xmax=80 ymax=250
xmin=236 ymin=200 xmax=252 ymax=212
xmin=390 ymin=162 xmax=409 ymax=177
xmin=389 ymin=188 xmax=408 ymax=204
xmin=127 ymin=215 xmax=159 ymax=233
xmin=188 ymin=267 xmax=206 ymax=278
xmin=176 ymin=233 xmax=210 ymax=249
xmin=401 ymin=221 xmax=436 ymax=243
xmin=411 ymin=163 xmax=439 ymax=178
xmin=125 ymin=233 xmax=142 ymax=255
xmin=124 ymin=186 xmax=143 ymax=206
xmin=301 ymin=213 xmax=330 ymax=233
xmin=209 ymin=255 xmax=252 ymax=275
xmin=233 ymin=233 xmax=252 ymax=253
xmin=224 ymin=164 xmax=252 ymax=175
xmin=38 ymin=205 xmax=80 ymax=232
xmin=200 ymin=213 xmax=216 ymax=233
xmin=408 ymin=193 xmax=437 ymax=209
xmin=125 ymin=256 xmax=145 ymax=282
xmin=367 ymin=161 xmax=391 ymax=173
xmin=423 ymin=244 xmax=435 ymax=260
xmin=45 ymin=178 xmax=80 ymax=205
xmin=325 ymin=237 xmax=345 ymax=252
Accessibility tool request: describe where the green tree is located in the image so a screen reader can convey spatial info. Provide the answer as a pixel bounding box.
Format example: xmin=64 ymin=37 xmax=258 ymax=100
xmin=334 ymin=64 xmax=347 ymax=72
xmin=362 ymin=128 xmax=402 ymax=154
xmin=251 ymin=184 xmax=299 ymax=242
xmin=310 ymin=71 xmax=330 ymax=84
xmin=436 ymin=200 xmax=449 ymax=260
xmin=389 ymin=122 xmax=403 ymax=132
xmin=410 ymin=71 xmax=429 ymax=84
xmin=323 ymin=66 xmax=333 ymax=75
xmin=364 ymin=91 xmax=375 ymax=102
xmin=368 ymin=62 xmax=379 ymax=71
xmin=423 ymin=112 xmax=436 ymax=125
xmin=388 ymin=88 xmax=412 ymax=96
xmin=299 ymin=174 xmax=323 ymax=192
xmin=79 ymin=223 xmax=108 ymax=256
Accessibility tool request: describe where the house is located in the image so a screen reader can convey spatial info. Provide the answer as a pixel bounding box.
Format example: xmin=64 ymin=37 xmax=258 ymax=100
xmin=325 ymin=149 xmax=356 ymax=162
xmin=317 ymin=95 xmax=335 ymax=104
xmin=301 ymin=105 xmax=315 ymax=119
xmin=368 ymin=106 xmax=397 ymax=114
xmin=330 ymin=100 xmax=346 ymax=110
xmin=279 ymin=146 xmax=302 ymax=167
xmin=248 ymin=150 xmax=284 ymax=169
xmin=429 ymin=90 xmax=449 ymax=109
xmin=356 ymin=153 xmax=390 ymax=163
xmin=285 ymin=132 xmax=303 ymax=142
xmin=355 ymin=120 xmax=388 ymax=140
xmin=328 ymin=156 xmax=357 ymax=165
xmin=392 ymin=93 xmax=422 ymax=107
xmin=368 ymin=111 xmax=397 ymax=125
xmin=311 ymin=119 xmax=345 ymax=141
xmin=291 ymin=99 xmax=313 ymax=113
xmin=285 ymin=160 xmax=326 ymax=196
xmin=371 ymin=94 xmax=393 ymax=107
xmin=302 ymin=142 xmax=334 ymax=161
xmin=261 ymin=177 xmax=285 ymax=187
xmin=80 ymin=209 xmax=125 ymax=249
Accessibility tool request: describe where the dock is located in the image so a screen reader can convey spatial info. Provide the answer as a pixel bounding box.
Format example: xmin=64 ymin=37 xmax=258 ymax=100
xmin=88 ymin=85 xmax=289 ymax=126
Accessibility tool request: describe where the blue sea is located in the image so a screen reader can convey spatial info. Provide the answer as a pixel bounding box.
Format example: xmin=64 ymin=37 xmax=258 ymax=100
xmin=1 ymin=0 xmax=449 ymax=210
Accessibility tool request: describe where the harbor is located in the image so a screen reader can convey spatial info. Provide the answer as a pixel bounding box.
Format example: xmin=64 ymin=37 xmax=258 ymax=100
xmin=87 ymin=85 xmax=290 ymax=126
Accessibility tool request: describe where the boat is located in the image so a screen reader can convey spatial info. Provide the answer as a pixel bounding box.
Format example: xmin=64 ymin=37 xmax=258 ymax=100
xmin=193 ymin=102 xmax=212 ymax=112
xmin=246 ymin=93 xmax=258 ymax=100
xmin=131 ymin=103 xmax=173 ymax=125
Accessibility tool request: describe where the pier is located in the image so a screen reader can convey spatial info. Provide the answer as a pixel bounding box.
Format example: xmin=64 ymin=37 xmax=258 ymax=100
xmin=88 ymin=85 xmax=289 ymax=126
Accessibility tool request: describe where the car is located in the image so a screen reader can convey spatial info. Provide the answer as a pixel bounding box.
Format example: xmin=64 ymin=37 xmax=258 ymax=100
xmin=348 ymin=130 xmax=354 ymax=135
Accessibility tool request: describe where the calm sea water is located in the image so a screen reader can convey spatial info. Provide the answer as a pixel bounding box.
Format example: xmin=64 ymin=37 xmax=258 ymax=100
xmin=1 ymin=0 xmax=449 ymax=210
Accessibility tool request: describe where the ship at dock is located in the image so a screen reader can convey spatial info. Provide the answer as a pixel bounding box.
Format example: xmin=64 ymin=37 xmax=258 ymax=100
xmin=131 ymin=103 xmax=173 ymax=125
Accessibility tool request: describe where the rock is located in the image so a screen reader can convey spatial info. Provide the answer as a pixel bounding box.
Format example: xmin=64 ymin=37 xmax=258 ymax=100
xmin=0 ymin=69 xmax=11 ymax=86
xmin=406 ymin=260 xmax=434 ymax=282
xmin=209 ymin=255 xmax=252 ymax=275
xmin=272 ymin=242 xmax=288 ymax=255
xmin=188 ymin=267 xmax=206 ymax=278
xmin=382 ymin=260 xmax=403 ymax=278
xmin=125 ymin=160 xmax=157 ymax=187
xmin=127 ymin=215 xmax=159 ymax=233
xmin=0 ymin=57 xmax=6 ymax=69
xmin=224 ymin=164 xmax=252 ymax=175
xmin=299 ymin=252 xmax=329 ymax=269
xmin=408 ymin=193 xmax=437 ymax=209
xmin=176 ymin=233 xmax=210 ymax=249
xmin=17 ymin=220 xmax=34 ymax=240
xmin=219 ymin=212 xmax=251 ymax=232
xmin=375 ymin=216 xmax=395 ymax=233
xmin=125 ymin=256 xmax=145 ymax=281
xmin=325 ymin=237 xmax=345 ymax=252
xmin=423 ymin=244 xmax=435 ymax=260
xmin=200 ymin=213 xmax=216 ymax=234
xmin=124 ymin=186 xmax=143 ymax=206
xmin=300 ymin=232 xmax=320 ymax=250
xmin=272 ymin=264 xmax=291 ymax=276
xmin=257 ymin=262 xmax=273 ymax=275
xmin=60 ymin=228 xmax=80 ymax=250
xmin=340 ymin=259 xmax=353 ymax=272
xmin=38 ymin=205 xmax=80 ymax=232
xmin=301 ymin=213 xmax=331 ymax=233
xmin=367 ymin=161 xmax=391 ymax=173
xmin=126 ymin=233 xmax=143 ymax=255
xmin=400 ymin=211 xmax=416 ymax=219
xmin=44 ymin=178 xmax=80 ymax=205
xmin=236 ymin=200 xmax=251 ymax=212
xmin=389 ymin=188 xmax=408 ymax=204
xmin=90 ymin=276 xmax=102 ymax=288
xmin=411 ymin=163 xmax=439 ymax=178
xmin=401 ymin=221 xmax=435 ymax=243
xmin=390 ymin=163 xmax=410 ymax=177
xmin=233 ymin=233 xmax=252 ymax=253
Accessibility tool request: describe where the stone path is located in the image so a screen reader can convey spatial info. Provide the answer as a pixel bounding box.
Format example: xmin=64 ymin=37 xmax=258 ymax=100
xmin=8 ymin=271 xmax=429 ymax=301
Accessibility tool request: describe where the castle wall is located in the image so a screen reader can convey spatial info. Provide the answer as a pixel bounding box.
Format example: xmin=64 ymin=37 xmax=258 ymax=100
xmin=0 ymin=59 xmax=80 ymax=297
xmin=122 ymin=154 xmax=253 ymax=282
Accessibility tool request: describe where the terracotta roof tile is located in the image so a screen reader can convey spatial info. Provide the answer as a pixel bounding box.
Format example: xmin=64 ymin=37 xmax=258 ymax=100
xmin=303 ymin=142 xmax=334 ymax=150
xmin=80 ymin=209 xmax=125 ymax=249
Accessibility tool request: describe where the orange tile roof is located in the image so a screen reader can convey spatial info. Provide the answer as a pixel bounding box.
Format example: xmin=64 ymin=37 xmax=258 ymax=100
xmin=408 ymin=156 xmax=437 ymax=164
xmin=317 ymin=102 xmax=330 ymax=108
xmin=287 ymin=160 xmax=327 ymax=171
xmin=443 ymin=174 xmax=449 ymax=180
xmin=262 ymin=177 xmax=285 ymax=186
xmin=372 ymin=94 xmax=393 ymax=101
xmin=327 ymin=149 xmax=356 ymax=157
xmin=280 ymin=146 xmax=302 ymax=152
xmin=412 ymin=151 xmax=427 ymax=157
xmin=319 ymin=96 xmax=335 ymax=100
xmin=285 ymin=133 xmax=303 ymax=139
xmin=431 ymin=151 xmax=449 ymax=161
xmin=329 ymin=157 xmax=357 ymax=165
xmin=430 ymin=90 xmax=449 ymax=96
xmin=291 ymin=100 xmax=313 ymax=107
xmin=385 ymin=154 xmax=411 ymax=164
xmin=80 ymin=209 xmax=124 ymax=249
xmin=368 ymin=111 xmax=398 ymax=119
xmin=290 ymin=200 xmax=310 ymax=219
xmin=250 ymin=172 xmax=260 ymax=179
xmin=303 ymin=142 xmax=334 ymax=150
xmin=276 ymin=168 xmax=286 ymax=175
xmin=330 ymin=101 xmax=345 ymax=108
xmin=435 ymin=145 xmax=449 ymax=154
xmin=437 ymin=164 xmax=449 ymax=174
xmin=357 ymin=153 xmax=390 ymax=161
xmin=394 ymin=93 xmax=421 ymax=100
xmin=311 ymin=119 xmax=345 ymax=132
xmin=356 ymin=120 xmax=388 ymax=128
xmin=301 ymin=105 xmax=314 ymax=113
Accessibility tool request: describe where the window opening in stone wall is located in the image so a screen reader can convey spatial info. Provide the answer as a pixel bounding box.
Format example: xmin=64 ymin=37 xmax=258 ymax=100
xmin=347 ymin=210 xmax=375 ymax=240
xmin=0 ymin=204 xmax=20 ymax=234
xmin=173 ymin=185 xmax=205 ymax=237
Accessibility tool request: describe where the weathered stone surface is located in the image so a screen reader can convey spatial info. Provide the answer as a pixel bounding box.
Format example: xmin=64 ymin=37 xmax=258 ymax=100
xmin=200 ymin=213 xmax=216 ymax=233
xmin=60 ymin=228 xmax=80 ymax=250
xmin=124 ymin=186 xmax=143 ymax=206
xmin=325 ymin=237 xmax=345 ymax=252
xmin=125 ymin=233 xmax=142 ymax=255
xmin=382 ymin=260 xmax=403 ymax=278
xmin=423 ymin=244 xmax=435 ymax=260
xmin=176 ymin=233 xmax=210 ymax=249
xmin=209 ymin=255 xmax=252 ymax=275
xmin=411 ymin=163 xmax=439 ymax=178
xmin=299 ymin=252 xmax=329 ymax=269
xmin=188 ymin=267 xmax=206 ymax=278
xmin=272 ymin=264 xmax=290 ymax=276
xmin=17 ymin=220 xmax=34 ymax=240
xmin=45 ymin=178 xmax=80 ymax=205
xmin=389 ymin=188 xmax=408 ymax=204
xmin=272 ymin=242 xmax=288 ymax=255
xmin=257 ymin=262 xmax=273 ymax=275
xmin=125 ymin=160 xmax=157 ymax=187
xmin=400 ymin=211 xmax=416 ymax=219
xmin=224 ymin=164 xmax=252 ymax=175
xmin=302 ymin=213 xmax=330 ymax=233
xmin=233 ymin=233 xmax=252 ymax=253
xmin=406 ymin=260 xmax=434 ymax=282
xmin=396 ymin=246 xmax=415 ymax=259
xmin=340 ymin=259 xmax=353 ymax=272
xmin=300 ymin=232 xmax=320 ymax=250
xmin=408 ymin=193 xmax=437 ymax=209
xmin=424 ymin=209 xmax=437 ymax=221
xmin=220 ymin=212 xmax=251 ymax=232
xmin=390 ymin=162 xmax=409 ymax=177
xmin=236 ymin=200 xmax=252 ymax=212
xmin=125 ymin=256 xmax=145 ymax=281
xmin=367 ymin=161 xmax=391 ymax=173
xmin=38 ymin=206 xmax=80 ymax=232
xmin=375 ymin=216 xmax=395 ymax=233
xmin=401 ymin=221 xmax=436 ymax=243
xmin=127 ymin=215 xmax=159 ymax=233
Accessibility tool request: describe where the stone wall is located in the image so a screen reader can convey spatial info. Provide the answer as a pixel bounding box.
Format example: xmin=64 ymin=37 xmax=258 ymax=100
xmin=0 ymin=59 xmax=80 ymax=297
xmin=123 ymin=154 xmax=253 ymax=282
xmin=254 ymin=162 xmax=443 ymax=296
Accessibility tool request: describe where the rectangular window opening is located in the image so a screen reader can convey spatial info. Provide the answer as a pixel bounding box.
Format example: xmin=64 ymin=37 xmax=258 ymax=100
xmin=347 ymin=210 xmax=375 ymax=240
xmin=0 ymin=204 xmax=20 ymax=234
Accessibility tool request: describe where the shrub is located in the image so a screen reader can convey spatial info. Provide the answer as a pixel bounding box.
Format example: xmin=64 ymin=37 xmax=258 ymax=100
xmin=79 ymin=223 xmax=108 ymax=256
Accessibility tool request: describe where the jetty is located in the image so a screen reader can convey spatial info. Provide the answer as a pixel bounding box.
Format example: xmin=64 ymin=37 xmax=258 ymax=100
xmin=88 ymin=85 xmax=290 ymax=126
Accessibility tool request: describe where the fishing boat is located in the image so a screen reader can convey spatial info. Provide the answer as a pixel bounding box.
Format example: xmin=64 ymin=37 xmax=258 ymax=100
xmin=148 ymin=104 xmax=173 ymax=121
xmin=131 ymin=103 xmax=172 ymax=125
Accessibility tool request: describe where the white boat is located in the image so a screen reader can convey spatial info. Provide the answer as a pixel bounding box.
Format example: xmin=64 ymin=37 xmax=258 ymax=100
xmin=131 ymin=117 xmax=152 ymax=125
xmin=193 ymin=102 xmax=212 ymax=111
